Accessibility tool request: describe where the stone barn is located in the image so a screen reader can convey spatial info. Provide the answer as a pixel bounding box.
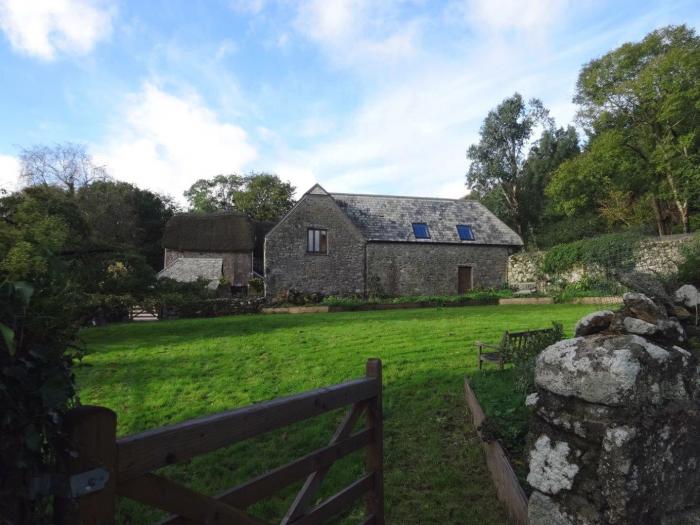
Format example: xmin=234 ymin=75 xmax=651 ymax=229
xmin=264 ymin=184 xmax=522 ymax=298
xmin=160 ymin=212 xmax=273 ymax=289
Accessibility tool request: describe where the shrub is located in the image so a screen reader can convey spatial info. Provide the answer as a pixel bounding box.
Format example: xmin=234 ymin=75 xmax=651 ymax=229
xmin=1 ymin=279 xmax=81 ymax=522
xmin=248 ymin=276 xmax=265 ymax=293
xmin=542 ymin=232 xmax=641 ymax=275
xmin=511 ymin=322 xmax=564 ymax=394
xmin=677 ymin=233 xmax=700 ymax=287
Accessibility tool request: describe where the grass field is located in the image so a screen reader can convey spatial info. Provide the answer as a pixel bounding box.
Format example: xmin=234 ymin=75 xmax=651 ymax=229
xmin=77 ymin=304 xmax=599 ymax=524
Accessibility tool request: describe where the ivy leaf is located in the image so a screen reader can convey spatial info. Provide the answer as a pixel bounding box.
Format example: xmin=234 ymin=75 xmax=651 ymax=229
xmin=0 ymin=323 xmax=15 ymax=356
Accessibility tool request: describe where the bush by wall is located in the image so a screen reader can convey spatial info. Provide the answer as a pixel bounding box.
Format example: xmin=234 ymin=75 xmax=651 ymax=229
xmin=542 ymin=232 xmax=641 ymax=275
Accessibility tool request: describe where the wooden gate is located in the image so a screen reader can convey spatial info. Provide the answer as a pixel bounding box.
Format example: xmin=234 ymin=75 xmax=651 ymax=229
xmin=54 ymin=359 xmax=384 ymax=525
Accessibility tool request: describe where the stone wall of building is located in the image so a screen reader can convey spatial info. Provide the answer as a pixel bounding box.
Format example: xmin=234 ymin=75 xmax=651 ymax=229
xmin=264 ymin=193 xmax=366 ymax=298
xmin=526 ymin=293 xmax=700 ymax=524
xmin=164 ymin=249 xmax=252 ymax=285
xmin=366 ymin=242 xmax=510 ymax=296
xmin=508 ymin=235 xmax=692 ymax=286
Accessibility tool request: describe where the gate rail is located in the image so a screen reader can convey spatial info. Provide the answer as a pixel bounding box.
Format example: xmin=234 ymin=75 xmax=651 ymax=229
xmin=55 ymin=359 xmax=384 ymax=525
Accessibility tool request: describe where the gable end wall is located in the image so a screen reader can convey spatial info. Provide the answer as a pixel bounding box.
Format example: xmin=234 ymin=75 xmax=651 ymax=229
xmin=264 ymin=194 xmax=366 ymax=298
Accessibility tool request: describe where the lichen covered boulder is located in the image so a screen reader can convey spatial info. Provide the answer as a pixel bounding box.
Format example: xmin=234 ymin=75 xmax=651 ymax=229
xmin=574 ymin=310 xmax=615 ymax=337
xmin=534 ymin=334 xmax=692 ymax=406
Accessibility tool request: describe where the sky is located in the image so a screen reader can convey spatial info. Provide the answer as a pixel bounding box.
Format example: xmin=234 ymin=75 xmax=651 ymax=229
xmin=0 ymin=0 xmax=699 ymax=203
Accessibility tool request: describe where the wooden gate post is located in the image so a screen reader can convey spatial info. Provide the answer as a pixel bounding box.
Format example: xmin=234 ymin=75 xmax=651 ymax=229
xmin=55 ymin=406 xmax=117 ymax=525
xmin=365 ymin=358 xmax=384 ymax=525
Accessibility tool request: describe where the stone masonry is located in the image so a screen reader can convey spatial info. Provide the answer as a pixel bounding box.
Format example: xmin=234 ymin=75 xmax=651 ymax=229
xmin=264 ymin=193 xmax=366 ymax=297
xmin=508 ymin=235 xmax=692 ymax=286
xmin=264 ymin=186 xmax=520 ymax=298
xmin=366 ymin=242 xmax=509 ymax=295
xmin=527 ymin=290 xmax=700 ymax=524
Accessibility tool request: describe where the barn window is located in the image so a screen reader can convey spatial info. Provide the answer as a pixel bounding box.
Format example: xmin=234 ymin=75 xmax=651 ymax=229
xmin=307 ymin=228 xmax=327 ymax=253
xmin=457 ymin=224 xmax=475 ymax=241
xmin=412 ymin=223 xmax=430 ymax=239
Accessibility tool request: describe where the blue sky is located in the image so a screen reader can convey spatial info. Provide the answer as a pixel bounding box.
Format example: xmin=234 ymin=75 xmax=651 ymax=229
xmin=0 ymin=0 xmax=699 ymax=202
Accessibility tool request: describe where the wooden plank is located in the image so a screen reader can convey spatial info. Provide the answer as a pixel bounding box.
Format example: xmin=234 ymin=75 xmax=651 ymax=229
xmin=158 ymin=428 xmax=374 ymax=525
xmin=281 ymin=403 xmax=366 ymax=524
xmin=291 ymin=474 xmax=374 ymax=525
xmin=464 ymin=378 xmax=529 ymax=525
xmin=54 ymin=406 xmax=117 ymax=525
xmin=117 ymin=377 xmax=379 ymax=482
xmin=364 ymin=359 xmax=384 ymax=525
xmin=118 ymin=473 xmax=269 ymax=525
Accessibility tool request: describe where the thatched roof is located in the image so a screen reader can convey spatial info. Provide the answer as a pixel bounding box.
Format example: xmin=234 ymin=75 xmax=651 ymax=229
xmin=163 ymin=212 xmax=255 ymax=252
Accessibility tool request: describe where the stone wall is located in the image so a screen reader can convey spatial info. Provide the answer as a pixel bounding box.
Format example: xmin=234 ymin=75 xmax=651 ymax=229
xmin=526 ymin=292 xmax=700 ymax=524
xmin=508 ymin=235 xmax=692 ymax=285
xmin=264 ymin=193 xmax=366 ymax=298
xmin=366 ymin=242 xmax=510 ymax=296
xmin=164 ymin=249 xmax=252 ymax=285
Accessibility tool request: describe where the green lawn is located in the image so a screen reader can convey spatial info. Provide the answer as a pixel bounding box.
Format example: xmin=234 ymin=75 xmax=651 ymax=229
xmin=77 ymin=304 xmax=598 ymax=524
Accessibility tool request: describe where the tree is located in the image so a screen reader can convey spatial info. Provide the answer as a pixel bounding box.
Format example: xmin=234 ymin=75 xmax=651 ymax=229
xmin=183 ymin=174 xmax=244 ymax=213
xmin=233 ymin=173 xmax=295 ymax=221
xmin=574 ymin=25 xmax=700 ymax=233
xmin=77 ymin=181 xmax=178 ymax=270
xmin=466 ymin=93 xmax=552 ymax=237
xmin=19 ymin=143 xmax=109 ymax=194
xmin=184 ymin=172 xmax=295 ymax=221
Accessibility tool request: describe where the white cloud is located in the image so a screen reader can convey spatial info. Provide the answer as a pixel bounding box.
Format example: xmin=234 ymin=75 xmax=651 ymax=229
xmin=0 ymin=0 xmax=114 ymax=60
xmin=448 ymin=0 xmax=573 ymax=33
xmin=293 ymin=0 xmax=421 ymax=69
xmin=0 ymin=154 xmax=20 ymax=193
xmin=94 ymin=83 xmax=258 ymax=200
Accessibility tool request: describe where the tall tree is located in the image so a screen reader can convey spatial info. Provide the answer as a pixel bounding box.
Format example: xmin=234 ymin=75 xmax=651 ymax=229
xmin=19 ymin=143 xmax=109 ymax=194
xmin=77 ymin=181 xmax=177 ymax=270
xmin=184 ymin=172 xmax=295 ymax=221
xmin=574 ymin=25 xmax=700 ymax=234
xmin=183 ymin=174 xmax=244 ymax=213
xmin=466 ymin=93 xmax=553 ymax=237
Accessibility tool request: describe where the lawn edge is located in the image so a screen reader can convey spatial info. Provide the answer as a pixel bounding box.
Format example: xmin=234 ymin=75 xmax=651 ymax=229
xmin=464 ymin=377 xmax=529 ymax=525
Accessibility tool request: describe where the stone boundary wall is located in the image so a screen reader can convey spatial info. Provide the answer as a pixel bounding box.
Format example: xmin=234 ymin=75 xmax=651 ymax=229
xmin=508 ymin=235 xmax=692 ymax=286
xmin=527 ymin=292 xmax=700 ymax=524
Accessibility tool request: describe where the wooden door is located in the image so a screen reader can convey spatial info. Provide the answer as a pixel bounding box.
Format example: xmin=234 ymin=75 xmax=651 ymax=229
xmin=458 ymin=266 xmax=472 ymax=294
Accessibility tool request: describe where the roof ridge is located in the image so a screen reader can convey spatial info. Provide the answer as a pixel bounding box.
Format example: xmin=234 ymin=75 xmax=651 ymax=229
xmin=330 ymin=192 xmax=474 ymax=202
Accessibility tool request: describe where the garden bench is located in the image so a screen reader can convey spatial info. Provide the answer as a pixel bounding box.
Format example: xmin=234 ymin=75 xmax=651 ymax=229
xmin=512 ymin=282 xmax=538 ymax=296
xmin=476 ymin=327 xmax=558 ymax=370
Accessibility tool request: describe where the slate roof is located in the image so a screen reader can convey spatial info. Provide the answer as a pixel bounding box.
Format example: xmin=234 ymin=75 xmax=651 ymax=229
xmin=330 ymin=192 xmax=523 ymax=246
xmin=158 ymin=258 xmax=222 ymax=286
xmin=162 ymin=212 xmax=255 ymax=252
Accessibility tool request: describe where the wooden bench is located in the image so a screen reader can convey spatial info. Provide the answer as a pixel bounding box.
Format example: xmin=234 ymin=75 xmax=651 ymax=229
xmin=512 ymin=282 xmax=538 ymax=296
xmin=477 ymin=327 xmax=558 ymax=370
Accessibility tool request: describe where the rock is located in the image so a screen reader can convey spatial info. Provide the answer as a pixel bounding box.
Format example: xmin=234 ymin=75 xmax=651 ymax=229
xmin=527 ymin=434 xmax=580 ymax=495
xmin=526 ymin=392 xmax=540 ymax=407
xmin=675 ymin=285 xmax=700 ymax=308
xmin=528 ymin=491 xmax=577 ymax=525
xmin=657 ymin=318 xmax=687 ymax=344
xmin=670 ymin=305 xmax=693 ymax=321
xmin=623 ymin=316 xmax=658 ymax=336
xmin=535 ymin=334 xmax=693 ymax=406
xmin=623 ymin=292 xmax=668 ymax=323
xmin=575 ymin=310 xmax=615 ymax=337
xmin=615 ymin=271 xmax=673 ymax=303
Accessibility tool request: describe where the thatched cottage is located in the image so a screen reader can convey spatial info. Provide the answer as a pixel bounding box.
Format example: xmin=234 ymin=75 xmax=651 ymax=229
xmin=264 ymin=184 xmax=523 ymax=298
xmin=159 ymin=212 xmax=273 ymax=289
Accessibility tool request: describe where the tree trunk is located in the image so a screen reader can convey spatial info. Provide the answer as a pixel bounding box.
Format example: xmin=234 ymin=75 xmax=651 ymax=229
xmin=665 ymin=172 xmax=689 ymax=233
xmin=651 ymin=198 xmax=665 ymax=237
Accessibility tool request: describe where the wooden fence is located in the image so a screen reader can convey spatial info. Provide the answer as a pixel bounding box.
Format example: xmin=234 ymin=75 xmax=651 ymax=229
xmin=54 ymin=359 xmax=384 ymax=525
